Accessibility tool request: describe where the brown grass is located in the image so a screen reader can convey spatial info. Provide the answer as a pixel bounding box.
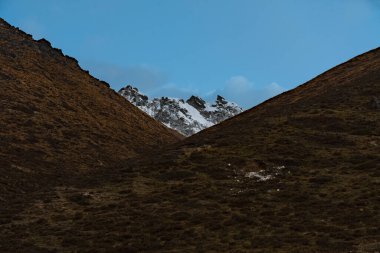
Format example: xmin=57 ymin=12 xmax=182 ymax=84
xmin=0 ymin=18 xmax=379 ymax=252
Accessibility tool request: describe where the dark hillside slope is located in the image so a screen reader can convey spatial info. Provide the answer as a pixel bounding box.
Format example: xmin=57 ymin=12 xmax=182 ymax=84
xmin=145 ymin=47 xmax=379 ymax=252
xmin=0 ymin=19 xmax=379 ymax=252
xmin=195 ymin=46 xmax=380 ymax=141
xmin=182 ymin=46 xmax=380 ymax=163
xmin=141 ymin=46 xmax=379 ymax=252
xmin=0 ymin=18 xmax=181 ymax=203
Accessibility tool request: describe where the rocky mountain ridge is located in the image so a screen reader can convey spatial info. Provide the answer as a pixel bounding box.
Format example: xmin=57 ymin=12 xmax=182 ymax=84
xmin=119 ymin=85 xmax=243 ymax=136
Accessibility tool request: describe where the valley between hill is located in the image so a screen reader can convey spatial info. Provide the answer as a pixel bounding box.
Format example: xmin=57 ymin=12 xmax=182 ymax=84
xmin=0 ymin=18 xmax=379 ymax=253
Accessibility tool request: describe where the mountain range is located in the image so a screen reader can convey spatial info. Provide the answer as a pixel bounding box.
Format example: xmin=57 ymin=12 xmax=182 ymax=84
xmin=0 ymin=18 xmax=379 ymax=253
xmin=119 ymin=85 xmax=243 ymax=136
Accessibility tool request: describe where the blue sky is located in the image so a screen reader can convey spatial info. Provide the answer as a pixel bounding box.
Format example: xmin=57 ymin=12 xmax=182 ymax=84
xmin=1 ymin=0 xmax=380 ymax=108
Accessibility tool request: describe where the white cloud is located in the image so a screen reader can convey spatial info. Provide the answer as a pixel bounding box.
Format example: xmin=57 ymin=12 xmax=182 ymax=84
xmin=267 ymin=82 xmax=286 ymax=94
xmin=225 ymin=75 xmax=253 ymax=91
xmin=82 ymin=62 xmax=285 ymax=109
xmin=206 ymin=75 xmax=286 ymax=109
xmin=84 ymin=62 xmax=168 ymax=91
xmin=148 ymin=83 xmax=199 ymax=99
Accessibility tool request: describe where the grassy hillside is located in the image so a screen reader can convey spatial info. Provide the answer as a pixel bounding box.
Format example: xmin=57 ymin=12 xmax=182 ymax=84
xmin=0 ymin=18 xmax=379 ymax=252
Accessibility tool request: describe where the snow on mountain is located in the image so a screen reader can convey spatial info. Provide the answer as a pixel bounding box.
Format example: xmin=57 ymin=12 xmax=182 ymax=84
xmin=119 ymin=85 xmax=243 ymax=136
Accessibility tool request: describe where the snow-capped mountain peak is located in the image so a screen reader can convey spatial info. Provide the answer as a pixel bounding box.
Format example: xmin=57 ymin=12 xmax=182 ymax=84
xmin=119 ymin=85 xmax=243 ymax=136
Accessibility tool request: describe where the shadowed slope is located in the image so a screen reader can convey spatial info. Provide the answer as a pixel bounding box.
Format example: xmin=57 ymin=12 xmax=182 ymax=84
xmin=0 ymin=18 xmax=181 ymax=203
xmin=142 ymin=46 xmax=380 ymax=252
xmin=0 ymin=18 xmax=379 ymax=252
xmin=179 ymin=47 xmax=380 ymax=165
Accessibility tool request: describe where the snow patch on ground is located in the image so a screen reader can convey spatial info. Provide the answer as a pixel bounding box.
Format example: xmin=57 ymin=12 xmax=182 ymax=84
xmin=231 ymin=164 xmax=287 ymax=182
xmin=245 ymin=170 xmax=272 ymax=181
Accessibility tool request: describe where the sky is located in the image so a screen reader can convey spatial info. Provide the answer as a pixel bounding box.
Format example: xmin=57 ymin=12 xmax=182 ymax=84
xmin=1 ymin=0 xmax=380 ymax=108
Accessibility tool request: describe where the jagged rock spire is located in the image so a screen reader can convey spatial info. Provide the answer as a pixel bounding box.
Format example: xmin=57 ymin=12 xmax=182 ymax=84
xmin=118 ymin=85 xmax=243 ymax=136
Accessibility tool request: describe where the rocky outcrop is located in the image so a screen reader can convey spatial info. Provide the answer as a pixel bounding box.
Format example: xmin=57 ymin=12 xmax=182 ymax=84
xmin=119 ymin=85 xmax=244 ymax=136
